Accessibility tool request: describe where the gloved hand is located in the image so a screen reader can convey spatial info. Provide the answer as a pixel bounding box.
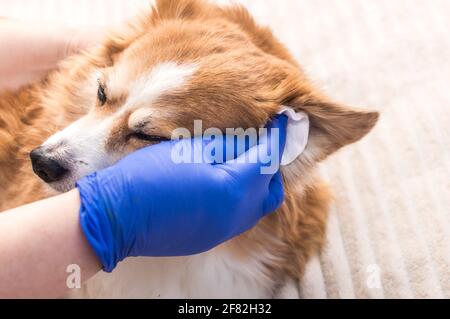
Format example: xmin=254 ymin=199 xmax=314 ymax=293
xmin=77 ymin=115 xmax=288 ymax=272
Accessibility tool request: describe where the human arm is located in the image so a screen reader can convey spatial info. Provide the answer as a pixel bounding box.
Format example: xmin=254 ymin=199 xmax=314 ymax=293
xmin=0 ymin=18 xmax=104 ymax=91
xmin=0 ymin=189 xmax=101 ymax=299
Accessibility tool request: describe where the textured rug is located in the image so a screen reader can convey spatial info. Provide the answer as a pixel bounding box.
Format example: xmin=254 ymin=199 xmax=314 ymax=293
xmin=1 ymin=0 xmax=448 ymax=299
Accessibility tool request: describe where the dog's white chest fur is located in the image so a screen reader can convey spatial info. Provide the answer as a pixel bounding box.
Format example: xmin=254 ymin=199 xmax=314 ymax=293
xmin=75 ymin=249 xmax=278 ymax=299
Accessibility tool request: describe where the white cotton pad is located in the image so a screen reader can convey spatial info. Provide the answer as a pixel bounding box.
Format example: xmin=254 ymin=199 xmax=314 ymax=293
xmin=278 ymin=106 xmax=310 ymax=166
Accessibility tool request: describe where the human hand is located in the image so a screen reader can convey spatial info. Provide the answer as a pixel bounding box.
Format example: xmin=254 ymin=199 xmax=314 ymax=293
xmin=76 ymin=115 xmax=288 ymax=272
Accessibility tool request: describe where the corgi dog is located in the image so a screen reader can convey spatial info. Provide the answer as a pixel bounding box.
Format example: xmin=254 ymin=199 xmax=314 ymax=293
xmin=0 ymin=0 xmax=378 ymax=298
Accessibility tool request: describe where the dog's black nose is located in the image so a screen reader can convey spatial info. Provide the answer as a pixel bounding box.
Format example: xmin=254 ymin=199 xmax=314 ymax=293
xmin=30 ymin=147 xmax=68 ymax=183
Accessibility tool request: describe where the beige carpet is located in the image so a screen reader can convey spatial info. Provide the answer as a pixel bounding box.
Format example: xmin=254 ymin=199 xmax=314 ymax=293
xmin=1 ymin=0 xmax=449 ymax=299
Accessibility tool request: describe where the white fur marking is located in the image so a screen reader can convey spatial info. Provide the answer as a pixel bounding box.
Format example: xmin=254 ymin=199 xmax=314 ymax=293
xmin=123 ymin=62 xmax=197 ymax=111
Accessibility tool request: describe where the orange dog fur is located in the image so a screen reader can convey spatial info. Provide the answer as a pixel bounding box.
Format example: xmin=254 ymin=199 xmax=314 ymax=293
xmin=0 ymin=0 xmax=378 ymax=298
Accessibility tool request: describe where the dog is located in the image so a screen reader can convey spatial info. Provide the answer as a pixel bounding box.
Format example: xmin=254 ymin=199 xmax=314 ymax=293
xmin=0 ymin=0 xmax=378 ymax=298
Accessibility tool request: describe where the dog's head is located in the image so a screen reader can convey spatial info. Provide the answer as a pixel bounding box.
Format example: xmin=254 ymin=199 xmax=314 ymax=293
xmin=31 ymin=0 xmax=378 ymax=192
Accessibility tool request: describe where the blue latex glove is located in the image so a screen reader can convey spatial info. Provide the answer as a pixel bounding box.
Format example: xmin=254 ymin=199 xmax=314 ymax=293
xmin=77 ymin=115 xmax=288 ymax=272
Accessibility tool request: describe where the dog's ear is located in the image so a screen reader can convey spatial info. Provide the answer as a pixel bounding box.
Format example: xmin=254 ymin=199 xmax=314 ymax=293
xmin=287 ymin=91 xmax=379 ymax=162
xmin=256 ymin=61 xmax=379 ymax=163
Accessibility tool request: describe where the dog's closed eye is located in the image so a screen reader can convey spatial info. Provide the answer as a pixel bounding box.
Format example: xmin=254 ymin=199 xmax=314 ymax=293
xmin=128 ymin=132 xmax=169 ymax=143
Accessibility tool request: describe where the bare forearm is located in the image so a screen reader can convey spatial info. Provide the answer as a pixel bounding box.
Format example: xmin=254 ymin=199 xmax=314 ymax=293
xmin=0 ymin=19 xmax=105 ymax=91
xmin=0 ymin=189 xmax=101 ymax=298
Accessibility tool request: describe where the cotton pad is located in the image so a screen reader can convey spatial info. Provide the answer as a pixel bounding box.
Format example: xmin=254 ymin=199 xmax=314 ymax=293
xmin=278 ymin=106 xmax=310 ymax=166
